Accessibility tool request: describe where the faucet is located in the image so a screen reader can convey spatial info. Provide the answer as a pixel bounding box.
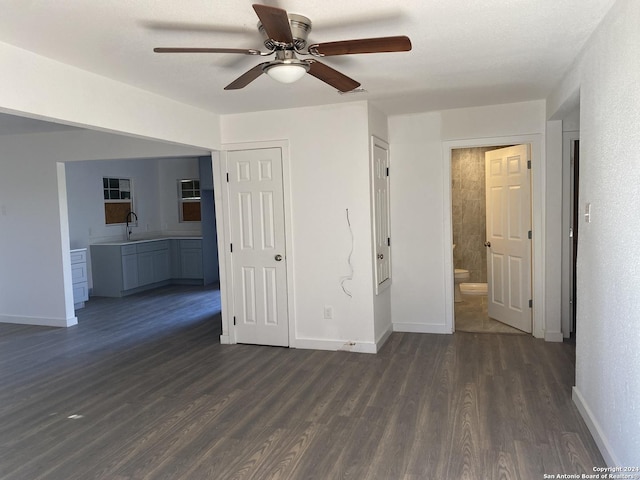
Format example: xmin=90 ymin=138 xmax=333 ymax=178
xmin=125 ymin=211 xmax=138 ymax=241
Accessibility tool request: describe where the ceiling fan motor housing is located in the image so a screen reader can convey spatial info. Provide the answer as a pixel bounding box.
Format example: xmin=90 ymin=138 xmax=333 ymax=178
xmin=258 ymin=13 xmax=312 ymax=50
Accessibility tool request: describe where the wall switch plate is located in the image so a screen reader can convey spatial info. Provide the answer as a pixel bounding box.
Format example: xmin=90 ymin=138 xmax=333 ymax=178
xmin=584 ymin=203 xmax=591 ymax=223
xmin=323 ymin=306 xmax=333 ymax=319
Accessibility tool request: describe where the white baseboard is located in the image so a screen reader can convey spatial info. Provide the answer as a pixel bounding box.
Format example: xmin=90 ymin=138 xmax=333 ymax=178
xmin=572 ymin=386 xmax=618 ymax=466
xmin=544 ymin=330 xmax=564 ymax=342
xmin=393 ymin=322 xmax=452 ymax=334
xmin=376 ymin=325 xmax=393 ymax=351
xmin=293 ymin=337 xmax=377 ymax=354
xmin=0 ymin=314 xmax=77 ymax=328
xmin=219 ymin=334 xmax=231 ymax=344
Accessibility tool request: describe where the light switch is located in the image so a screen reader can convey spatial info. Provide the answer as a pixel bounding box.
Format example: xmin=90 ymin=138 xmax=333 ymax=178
xmin=584 ymin=203 xmax=591 ymax=223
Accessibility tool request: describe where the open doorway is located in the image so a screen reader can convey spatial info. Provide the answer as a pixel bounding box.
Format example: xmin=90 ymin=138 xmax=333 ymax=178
xmin=451 ymin=145 xmax=532 ymax=334
xmin=569 ymin=139 xmax=580 ymax=340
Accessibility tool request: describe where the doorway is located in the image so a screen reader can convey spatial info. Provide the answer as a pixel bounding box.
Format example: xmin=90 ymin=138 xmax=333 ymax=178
xmin=570 ymin=139 xmax=580 ymax=338
xmin=451 ymin=144 xmax=532 ymax=334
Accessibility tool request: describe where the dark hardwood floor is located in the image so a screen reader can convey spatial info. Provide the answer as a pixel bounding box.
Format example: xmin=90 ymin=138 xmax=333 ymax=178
xmin=0 ymin=285 xmax=604 ymax=479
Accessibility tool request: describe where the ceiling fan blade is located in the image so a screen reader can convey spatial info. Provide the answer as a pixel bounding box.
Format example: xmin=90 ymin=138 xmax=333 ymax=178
xmin=307 ymin=61 xmax=360 ymax=92
xmin=252 ymin=4 xmax=293 ymax=44
xmin=154 ymin=47 xmax=261 ymax=55
xmin=224 ymin=63 xmax=268 ymax=90
xmin=309 ymin=36 xmax=412 ymax=56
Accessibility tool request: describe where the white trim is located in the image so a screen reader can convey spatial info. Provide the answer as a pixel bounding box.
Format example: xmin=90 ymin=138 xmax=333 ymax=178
xmin=561 ymin=131 xmax=580 ymax=338
xmin=572 ymin=386 xmax=617 ymax=467
xmin=544 ymin=331 xmax=564 ymax=342
xmin=212 ymin=150 xmax=234 ymax=344
xmin=294 ymin=337 xmax=378 ymax=354
xmin=219 ymin=140 xmax=295 ymax=347
xmin=393 ymin=322 xmax=452 ymax=334
xmin=442 ymin=134 xmax=545 ymax=339
xmin=0 ymin=314 xmax=77 ymax=328
xmin=375 ymin=324 xmax=393 ymax=351
xmin=370 ymin=135 xmax=392 ymax=295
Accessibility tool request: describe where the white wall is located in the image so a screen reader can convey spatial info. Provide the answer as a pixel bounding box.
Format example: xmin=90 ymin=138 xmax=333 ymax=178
xmin=547 ymin=0 xmax=640 ymax=466
xmin=221 ymin=102 xmax=378 ymax=351
xmin=0 ymin=129 xmax=208 ymax=327
xmin=388 ymin=101 xmax=547 ymax=334
xmin=545 ymin=120 xmax=563 ymax=341
xmin=0 ymin=41 xmax=221 ymax=150
xmin=0 ymin=153 xmax=72 ymax=326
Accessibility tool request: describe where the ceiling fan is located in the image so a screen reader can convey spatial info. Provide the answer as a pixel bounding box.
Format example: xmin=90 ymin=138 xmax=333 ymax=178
xmin=154 ymin=4 xmax=412 ymax=92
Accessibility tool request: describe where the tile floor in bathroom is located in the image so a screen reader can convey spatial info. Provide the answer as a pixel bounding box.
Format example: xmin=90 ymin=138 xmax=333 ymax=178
xmin=454 ymin=295 xmax=526 ymax=334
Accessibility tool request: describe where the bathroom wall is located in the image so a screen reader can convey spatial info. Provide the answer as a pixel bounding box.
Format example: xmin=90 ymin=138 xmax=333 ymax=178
xmin=451 ymin=147 xmax=500 ymax=282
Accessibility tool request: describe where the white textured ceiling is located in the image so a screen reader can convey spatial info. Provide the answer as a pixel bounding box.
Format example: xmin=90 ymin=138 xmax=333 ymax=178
xmin=0 ymin=0 xmax=616 ymax=117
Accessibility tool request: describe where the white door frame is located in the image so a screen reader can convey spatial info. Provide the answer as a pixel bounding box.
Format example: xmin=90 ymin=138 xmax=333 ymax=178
xmin=214 ymin=140 xmax=296 ymax=346
xmin=561 ymin=131 xmax=580 ymax=338
xmin=442 ymin=134 xmax=545 ymax=339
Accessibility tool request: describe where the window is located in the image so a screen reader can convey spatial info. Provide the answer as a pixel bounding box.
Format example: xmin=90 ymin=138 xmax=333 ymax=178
xmin=179 ymin=179 xmax=201 ymax=222
xmin=103 ymin=177 xmax=134 ymax=225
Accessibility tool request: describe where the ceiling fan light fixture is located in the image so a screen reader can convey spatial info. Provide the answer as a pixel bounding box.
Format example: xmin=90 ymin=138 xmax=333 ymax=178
xmin=264 ymin=62 xmax=309 ymax=84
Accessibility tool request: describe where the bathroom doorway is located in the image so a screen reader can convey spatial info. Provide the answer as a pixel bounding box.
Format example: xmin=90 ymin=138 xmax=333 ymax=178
xmin=451 ymin=145 xmax=531 ymax=334
xmin=570 ymin=139 xmax=580 ymax=338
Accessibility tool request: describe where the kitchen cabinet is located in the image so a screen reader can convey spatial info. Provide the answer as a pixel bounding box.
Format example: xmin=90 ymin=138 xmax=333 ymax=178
xmin=121 ymin=245 xmax=138 ymax=291
xmin=91 ymin=238 xmax=203 ymax=297
xmin=136 ymin=241 xmax=170 ymax=286
xmin=70 ymin=248 xmax=89 ymax=309
xmin=179 ymin=239 xmax=203 ymax=279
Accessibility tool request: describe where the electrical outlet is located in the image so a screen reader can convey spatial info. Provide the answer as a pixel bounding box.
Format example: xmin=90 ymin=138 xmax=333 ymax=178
xmin=323 ymin=306 xmax=333 ymax=319
xmin=584 ymin=202 xmax=591 ymax=223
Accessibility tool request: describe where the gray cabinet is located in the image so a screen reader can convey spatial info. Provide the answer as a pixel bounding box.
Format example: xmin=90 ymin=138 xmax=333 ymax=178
xmin=169 ymin=239 xmax=205 ymax=284
xmin=121 ymin=251 xmax=138 ymax=290
xmin=71 ymin=248 xmax=89 ymax=309
xmin=179 ymin=240 xmax=203 ymax=279
xmin=91 ymin=240 xmax=171 ymax=297
xmin=91 ymin=238 xmax=203 ymax=297
xmin=136 ymin=241 xmax=170 ymax=286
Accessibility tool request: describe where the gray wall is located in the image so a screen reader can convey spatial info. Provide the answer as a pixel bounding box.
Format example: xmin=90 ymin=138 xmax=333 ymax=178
xmin=451 ymin=147 xmax=502 ymax=283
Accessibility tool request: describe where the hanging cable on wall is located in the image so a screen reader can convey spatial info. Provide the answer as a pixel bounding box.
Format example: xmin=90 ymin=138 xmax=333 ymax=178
xmin=340 ymin=208 xmax=354 ymax=298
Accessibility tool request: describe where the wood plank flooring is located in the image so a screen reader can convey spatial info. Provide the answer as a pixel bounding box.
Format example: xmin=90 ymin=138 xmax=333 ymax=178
xmin=0 ymin=285 xmax=604 ymax=479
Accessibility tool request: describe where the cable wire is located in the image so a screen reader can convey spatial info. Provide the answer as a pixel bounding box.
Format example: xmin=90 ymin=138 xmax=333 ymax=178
xmin=340 ymin=208 xmax=354 ymax=298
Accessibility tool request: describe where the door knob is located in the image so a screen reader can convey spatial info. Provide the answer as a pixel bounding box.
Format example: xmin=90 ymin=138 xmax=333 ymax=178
xmin=484 ymin=241 xmax=491 ymax=247
xmin=274 ymin=254 xmax=283 ymax=261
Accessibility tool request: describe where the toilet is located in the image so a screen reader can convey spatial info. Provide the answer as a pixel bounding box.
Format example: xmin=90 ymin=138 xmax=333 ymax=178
xmin=459 ymin=282 xmax=488 ymax=296
xmin=454 ymin=269 xmax=470 ymax=302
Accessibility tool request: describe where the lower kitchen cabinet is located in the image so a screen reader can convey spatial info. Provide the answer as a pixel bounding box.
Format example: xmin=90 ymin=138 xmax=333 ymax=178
xmin=70 ymin=248 xmax=89 ymax=309
xmin=178 ymin=239 xmax=203 ymax=279
xmin=91 ymin=238 xmax=204 ymax=297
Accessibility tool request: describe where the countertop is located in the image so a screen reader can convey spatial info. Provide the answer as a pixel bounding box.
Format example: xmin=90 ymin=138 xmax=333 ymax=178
xmin=90 ymin=236 xmax=202 ymax=246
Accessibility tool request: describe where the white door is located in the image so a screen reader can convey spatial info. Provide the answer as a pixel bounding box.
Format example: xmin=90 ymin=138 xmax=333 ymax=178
xmin=372 ymin=138 xmax=391 ymax=293
xmin=227 ymin=148 xmax=289 ymax=346
xmin=485 ymin=145 xmax=532 ymax=333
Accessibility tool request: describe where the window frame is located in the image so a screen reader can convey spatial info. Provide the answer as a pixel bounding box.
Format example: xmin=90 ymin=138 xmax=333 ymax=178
xmin=178 ymin=179 xmax=201 ymax=222
xmin=103 ymin=176 xmax=135 ymax=226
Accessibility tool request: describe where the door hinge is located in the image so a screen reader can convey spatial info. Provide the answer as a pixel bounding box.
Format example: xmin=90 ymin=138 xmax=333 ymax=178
xmin=230 ymin=243 xmax=233 ymax=253
xmin=226 ymin=172 xmax=229 ymax=182
xmin=529 ymin=299 xmax=533 ymax=308
xmin=527 ymin=160 xmax=531 ymax=170
xmin=528 ymin=230 xmax=532 ymax=239
xmin=386 ymin=167 xmax=389 ymax=177
xmin=233 ymin=316 xmax=236 ymax=326
xmin=387 ymin=237 xmax=391 ymax=247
